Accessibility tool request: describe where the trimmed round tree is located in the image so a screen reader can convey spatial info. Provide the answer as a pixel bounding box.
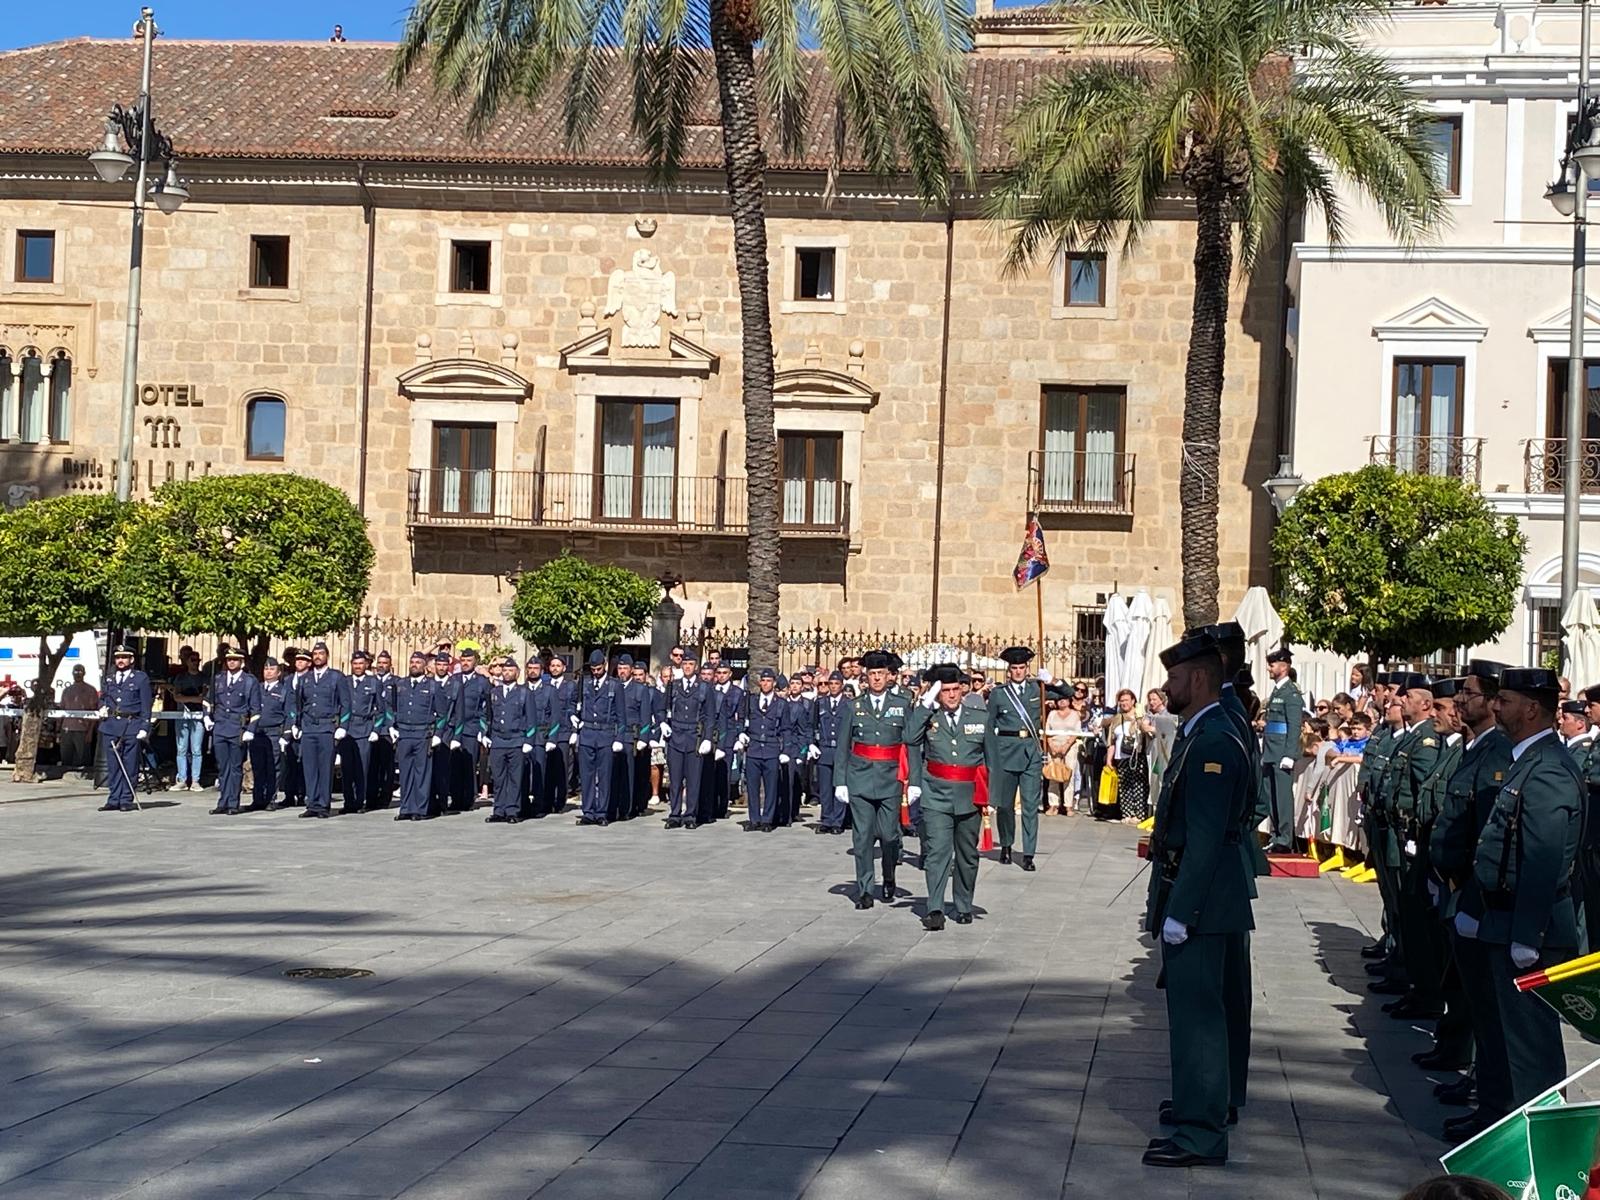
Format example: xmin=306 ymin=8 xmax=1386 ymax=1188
xmin=510 ymin=552 xmax=658 ymax=655
xmin=115 ymin=474 xmax=375 ymax=671
xmin=1271 ymin=465 xmax=1526 ymax=666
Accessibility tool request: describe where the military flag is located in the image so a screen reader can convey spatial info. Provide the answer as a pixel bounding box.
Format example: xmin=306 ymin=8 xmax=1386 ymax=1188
xmin=1441 ymin=1056 xmax=1600 ymax=1197
xmin=1013 ymin=515 xmax=1049 ymax=591
xmin=1517 ymin=949 xmax=1600 ymax=1042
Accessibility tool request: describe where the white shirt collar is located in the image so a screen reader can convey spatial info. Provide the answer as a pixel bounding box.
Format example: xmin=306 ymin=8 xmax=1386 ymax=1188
xmin=1447 ymin=732 xmax=1462 ymax=746
xmin=1465 ymin=724 xmax=1494 ymax=751
xmin=1182 ymin=701 xmax=1221 ymax=737
xmin=1512 ymin=728 xmax=1555 ymax=761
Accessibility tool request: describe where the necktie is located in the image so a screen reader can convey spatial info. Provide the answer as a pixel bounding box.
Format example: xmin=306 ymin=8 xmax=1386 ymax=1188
xmin=761 ymin=698 xmax=769 ymax=713
xmin=946 ymin=712 xmax=956 ymax=734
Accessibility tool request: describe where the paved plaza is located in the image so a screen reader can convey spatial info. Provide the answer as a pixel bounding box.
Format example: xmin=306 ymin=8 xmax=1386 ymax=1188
xmin=0 ymin=781 xmax=1563 ymax=1200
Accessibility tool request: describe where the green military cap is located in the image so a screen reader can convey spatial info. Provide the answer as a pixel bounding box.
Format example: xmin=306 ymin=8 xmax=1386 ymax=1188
xmin=1501 ymin=667 xmax=1560 ymax=699
xmin=1429 ymin=677 xmax=1463 ymax=699
xmin=1265 ymin=646 xmax=1293 ymax=665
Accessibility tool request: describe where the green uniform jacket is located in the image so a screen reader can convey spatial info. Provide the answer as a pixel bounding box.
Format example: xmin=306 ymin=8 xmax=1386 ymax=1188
xmin=833 ymin=690 xmax=910 ymax=797
xmin=1221 ymin=685 xmax=1269 ymax=885
xmin=1469 ymin=731 xmax=1584 ymax=950
xmin=985 ymin=681 xmax=1044 ymax=773
xmin=1359 ymin=725 xmax=1398 ymax=805
xmin=1259 ymin=680 xmax=1304 ymax=768
xmin=1429 ymin=727 xmax=1513 ymax=919
xmin=1390 ymin=719 xmax=1443 ymax=827
xmin=1403 ymin=734 xmax=1461 ymax=889
xmin=906 ymin=705 xmax=988 ymax=814
xmin=1144 ymin=704 xmax=1256 ymax=936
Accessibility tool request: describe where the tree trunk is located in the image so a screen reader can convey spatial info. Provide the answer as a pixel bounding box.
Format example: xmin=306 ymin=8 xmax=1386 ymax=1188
xmin=11 ymin=635 xmax=70 ymax=784
xmin=1179 ymin=185 xmax=1234 ymax=630
xmin=709 ymin=0 xmax=781 ymax=670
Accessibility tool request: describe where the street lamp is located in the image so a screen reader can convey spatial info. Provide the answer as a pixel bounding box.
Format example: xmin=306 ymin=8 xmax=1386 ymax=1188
xmin=1547 ymin=0 xmax=1594 ymax=658
xmin=87 ymin=7 xmax=187 ymax=504
xmin=1262 ymin=454 xmax=1307 ymax=517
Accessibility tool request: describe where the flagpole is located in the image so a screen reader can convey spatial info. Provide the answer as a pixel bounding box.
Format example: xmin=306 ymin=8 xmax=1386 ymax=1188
xmin=1034 ymin=516 xmax=1048 ymax=730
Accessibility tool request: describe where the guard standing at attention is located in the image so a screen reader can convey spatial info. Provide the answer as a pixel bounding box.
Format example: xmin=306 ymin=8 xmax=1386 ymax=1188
xmin=742 ymin=667 xmax=786 ymax=831
xmin=295 ymin=641 xmax=350 ymax=820
xmin=631 ymin=659 xmax=662 ymax=819
xmin=665 ymin=655 xmax=714 ymax=830
xmin=576 ymin=648 xmax=626 ymax=826
xmin=206 ymin=646 xmax=261 ymax=815
xmin=1143 ymin=635 xmax=1254 ymax=1169
xmin=542 ymin=653 xmax=578 ymax=816
xmin=985 ymin=646 xmax=1051 ymax=871
xmin=393 ymin=650 xmax=448 ymax=821
xmin=251 ymin=657 xmax=292 ymax=811
xmin=367 ymin=650 xmax=398 ymax=809
xmin=485 ymin=656 xmax=536 ymax=825
xmin=1259 ymin=647 xmax=1304 ymax=853
xmin=814 ymin=671 xmax=848 ymax=835
xmin=905 ymin=663 xmax=988 ymax=930
xmin=428 ymin=650 xmax=459 ymax=817
xmin=98 ymin=645 xmax=152 ymax=813
xmin=340 ymin=649 xmax=383 ymax=815
xmin=521 ymin=655 xmax=548 ymax=819
xmin=281 ymin=648 xmax=312 ymax=808
xmin=705 ymin=663 xmax=743 ymax=824
xmin=447 ymin=648 xmax=490 ymax=813
xmin=779 ymin=674 xmax=817 ymax=827
xmin=835 ymin=649 xmax=910 ymax=907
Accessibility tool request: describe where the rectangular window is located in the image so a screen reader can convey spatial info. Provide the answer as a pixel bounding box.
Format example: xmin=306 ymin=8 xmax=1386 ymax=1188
xmin=780 ymin=433 xmax=843 ymax=528
xmin=1072 ymin=605 xmax=1107 ymax=681
xmin=432 ymin=423 xmax=496 ymax=515
xmin=15 ymin=231 xmax=55 ymax=283
xmin=450 ymin=240 xmax=492 ymax=294
xmin=1039 ymin=386 xmax=1126 ymax=508
xmin=1424 ymin=115 xmax=1462 ymax=196
xmin=1544 ymin=358 xmax=1600 ymax=495
xmin=1533 ymin=599 xmax=1563 ymax=669
xmin=249 ymin=235 xmax=291 ymax=289
xmin=597 ymin=399 xmax=678 ymax=522
xmin=1063 ymin=253 xmax=1105 ymax=307
xmin=1390 ymin=358 xmax=1465 ymax=476
xmin=795 ymin=248 xmax=836 ymax=301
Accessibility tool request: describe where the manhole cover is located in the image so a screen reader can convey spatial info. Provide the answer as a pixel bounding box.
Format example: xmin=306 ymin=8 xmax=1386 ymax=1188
xmin=283 ymin=967 xmax=373 ymax=980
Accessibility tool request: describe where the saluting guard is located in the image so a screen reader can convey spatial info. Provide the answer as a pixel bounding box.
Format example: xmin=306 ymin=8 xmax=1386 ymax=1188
xmin=905 ymin=663 xmax=988 ymax=929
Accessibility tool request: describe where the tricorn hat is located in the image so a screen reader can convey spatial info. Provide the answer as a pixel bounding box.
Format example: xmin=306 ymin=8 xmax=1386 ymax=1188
xmin=998 ymin=646 xmax=1035 ymax=666
xmin=1159 ymin=637 xmax=1221 ymax=671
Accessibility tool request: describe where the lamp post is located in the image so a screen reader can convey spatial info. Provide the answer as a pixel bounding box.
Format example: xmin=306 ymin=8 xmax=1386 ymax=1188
xmin=1548 ymin=0 xmax=1596 ymax=647
xmin=1263 ymin=453 xmax=1307 ymax=517
xmin=88 ymin=7 xmax=188 ymax=504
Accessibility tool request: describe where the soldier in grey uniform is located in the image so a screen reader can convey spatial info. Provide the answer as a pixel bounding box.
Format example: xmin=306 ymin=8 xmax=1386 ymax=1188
xmin=1259 ymin=647 xmax=1304 ymax=853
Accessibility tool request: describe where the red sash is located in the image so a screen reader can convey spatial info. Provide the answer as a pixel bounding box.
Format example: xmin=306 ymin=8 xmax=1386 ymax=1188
xmin=851 ymin=743 xmax=900 ymax=762
xmin=925 ymin=761 xmax=980 ymax=783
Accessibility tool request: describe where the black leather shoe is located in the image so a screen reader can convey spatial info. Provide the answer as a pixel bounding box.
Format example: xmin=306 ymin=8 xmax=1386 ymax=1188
xmin=98 ymin=803 xmax=119 ymax=811
xmin=1367 ymin=978 xmax=1408 ymax=995
xmin=1142 ymin=1144 xmax=1225 ymax=1168
xmin=922 ymin=912 xmax=946 ymax=932
xmin=1443 ymin=1112 xmax=1497 ymax=1144
xmin=299 ymin=810 xmax=320 ymax=819
xmin=999 ymin=847 xmax=1012 ymax=865
xmin=1413 ymin=1050 xmax=1472 ymax=1071
xmin=665 ymin=818 xmax=681 ymax=829
xmin=1436 ymin=1077 xmax=1475 ymax=1106
xmin=486 ymin=814 xmax=507 ymax=823
xmin=1387 ymin=999 xmax=1445 ymax=1020
xmin=814 ymin=825 xmax=830 ymax=834
xmin=505 ymin=815 xmax=521 ymax=824
xmin=394 ymin=814 xmax=410 ymax=821
xmin=1361 ymin=941 xmax=1388 ymax=960
xmin=1021 ymin=855 xmax=1036 ymax=872
xmin=882 ymin=879 xmax=896 ymax=902
xmin=684 ymin=820 xmax=698 ymax=830
xmin=1159 ymin=1101 xmax=1238 ymax=1126
xmin=1365 ymin=962 xmax=1390 ymax=976
xmin=854 ymin=894 xmax=874 ymax=910
xmin=953 ymin=912 xmax=973 ymax=925
xmin=209 ymin=807 xmax=228 ymax=815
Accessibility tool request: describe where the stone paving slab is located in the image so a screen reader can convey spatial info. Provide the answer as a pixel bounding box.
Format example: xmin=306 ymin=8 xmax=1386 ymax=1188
xmin=0 ymin=777 xmax=1571 ymax=1198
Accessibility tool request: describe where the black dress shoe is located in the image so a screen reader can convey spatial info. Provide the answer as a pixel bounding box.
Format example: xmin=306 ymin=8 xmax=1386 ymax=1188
xmin=299 ymin=809 xmax=320 ymax=819
xmin=209 ymin=807 xmax=229 ymax=815
xmin=505 ymin=815 xmax=521 ymax=824
xmin=882 ymin=880 xmax=896 ymax=903
xmin=486 ymin=814 xmax=508 ymax=823
xmin=1443 ymin=1112 xmax=1497 ymax=1144
xmin=1413 ymin=1050 xmax=1472 ymax=1071
xmin=1021 ymin=855 xmax=1036 ymax=872
xmin=854 ymin=894 xmax=875 ymax=910
xmin=1386 ymin=999 xmax=1445 ymax=1020
xmin=922 ymin=912 xmax=946 ymax=932
xmin=1159 ymin=1101 xmax=1238 ymax=1126
xmin=1367 ymin=978 xmax=1408 ymax=995
xmin=98 ymin=803 xmax=119 ymax=811
xmin=1436 ymin=1077 xmax=1475 ymax=1106
xmin=1142 ymin=1143 xmax=1225 ymax=1168
xmin=1365 ymin=962 xmax=1390 ymax=976
xmin=665 ymin=818 xmax=681 ymax=829
xmin=1361 ymin=941 xmax=1388 ymax=960
xmin=999 ymin=847 xmax=1012 ymax=865
xmin=394 ymin=814 xmax=410 ymax=821
xmin=953 ymin=912 xmax=973 ymax=925
xmin=684 ymin=820 xmax=697 ymax=830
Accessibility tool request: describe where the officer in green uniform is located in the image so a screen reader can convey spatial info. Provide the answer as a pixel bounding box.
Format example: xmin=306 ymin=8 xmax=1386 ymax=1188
xmin=834 ymin=649 xmax=910 ymax=908
xmin=1367 ymin=684 xmax=1416 ymax=996
xmin=1429 ymin=660 xmax=1513 ymax=1125
xmin=1454 ymin=667 xmax=1584 ymax=1137
xmin=985 ymin=646 xmax=1051 ymax=871
xmin=1578 ymin=686 xmax=1600 ymax=952
xmin=1143 ymin=635 xmax=1254 ymax=1169
xmin=1381 ymin=674 xmax=1442 ymax=1005
xmin=1259 ymin=647 xmax=1304 ymax=852
xmin=905 ymin=663 xmax=988 ymax=931
xmin=1358 ymin=674 xmax=1399 ymax=964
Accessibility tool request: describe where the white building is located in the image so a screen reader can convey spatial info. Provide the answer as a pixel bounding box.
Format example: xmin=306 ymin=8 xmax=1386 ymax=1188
xmin=1288 ymin=0 xmax=1600 ymax=679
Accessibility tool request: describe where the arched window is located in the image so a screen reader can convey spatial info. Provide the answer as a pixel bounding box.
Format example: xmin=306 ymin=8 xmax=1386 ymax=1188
xmin=246 ymin=395 xmax=286 ymax=461
xmin=48 ymin=352 xmax=71 ymax=443
xmin=0 ymin=349 xmax=13 ymax=442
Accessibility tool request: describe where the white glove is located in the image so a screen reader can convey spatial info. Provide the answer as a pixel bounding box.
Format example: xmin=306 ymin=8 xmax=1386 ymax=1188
xmin=1038 ymin=668 xmax=1053 ymax=685
xmin=635 ymin=739 xmax=647 ymax=751
xmin=907 ymin=786 xmax=921 ymax=803
xmin=698 ymin=739 xmax=712 ymax=755
xmin=242 ymin=731 xmax=254 ymax=744
xmin=544 ymin=741 xmax=556 ymax=752
xmin=779 ymin=754 xmax=791 ymax=765
xmin=368 ymin=731 xmax=379 ymax=743
xmin=96 ymin=706 xmax=109 ymax=719
xmin=1278 ymin=757 xmax=1295 ymax=771
xmin=522 ymin=743 xmax=533 ymax=755
xmin=1511 ymin=943 xmax=1540 ymax=970
xmin=449 ymin=739 xmax=461 ymax=751
xmin=570 ymin=715 xmax=581 ymax=730
xmin=835 ymin=786 xmax=849 ymax=804
xmin=203 ymin=717 xmax=215 ymax=732
xmin=334 ymin=728 xmax=348 ymax=741
xmin=1403 ymin=839 xmax=1417 ymax=859
xmin=650 ymin=740 xmax=663 ymax=749
xmin=568 ymin=732 xmax=578 ymax=746
xmin=611 ymin=740 xmax=623 ymax=752
xmin=714 ymin=749 xmax=726 ymax=761
xmin=389 ymin=729 xmax=399 ymax=743
xmin=479 ymin=734 xmax=491 ymax=748
xmin=735 ymin=734 xmax=750 ymax=752
xmin=135 ymin=729 xmax=148 ymax=742
xmin=921 ymin=685 xmax=940 ymax=710
xmin=1453 ymin=911 xmax=1480 ymax=940
xmin=1161 ymin=917 xmax=1189 ymax=945
xmin=431 ymin=735 xmax=442 ymax=748
xmin=807 ymin=744 xmax=820 ymax=761
xmin=291 ymin=727 xmax=301 ymax=741
xmin=660 ymin=722 xmax=672 ymax=738
xmin=278 ymin=737 xmax=288 ymax=751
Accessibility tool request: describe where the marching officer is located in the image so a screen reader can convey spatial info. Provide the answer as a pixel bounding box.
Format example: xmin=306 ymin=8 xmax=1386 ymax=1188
xmin=98 ymin=645 xmax=151 ymax=813
xmin=779 ymin=673 xmax=817 ymax=826
xmin=664 ymin=655 xmax=714 ymax=830
xmin=1453 ymin=666 xmax=1583 ymax=1136
xmin=294 ymin=641 xmax=350 ymax=819
xmin=742 ymin=667 xmax=786 ymax=831
xmin=542 ymin=653 xmax=578 ymax=817
xmin=340 ymin=649 xmax=384 ymax=815
xmin=429 ymin=649 xmax=459 ymax=817
xmin=521 ymin=655 xmax=548 ymax=819
xmin=1259 ymin=647 xmax=1304 ymax=853
xmin=814 ymin=671 xmax=848 ymax=835
xmin=393 ymin=650 xmax=449 ymax=821
xmin=575 ymin=648 xmax=625 ymax=826
xmin=206 ymin=646 xmax=261 ymax=815
xmin=1143 ymin=635 xmax=1254 ymax=1169
xmin=485 ymin=656 xmax=536 ymax=825
xmin=835 ymin=649 xmax=910 ymax=907
xmin=447 ymin=647 xmax=489 ymax=813
xmin=906 ymin=663 xmax=987 ymax=930
xmin=367 ymin=650 xmax=398 ymax=810
xmin=251 ymin=657 xmax=292 ymax=811
xmin=985 ymin=646 xmax=1051 ymax=871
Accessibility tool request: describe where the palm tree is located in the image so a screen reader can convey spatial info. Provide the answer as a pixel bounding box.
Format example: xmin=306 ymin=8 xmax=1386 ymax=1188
xmin=986 ymin=0 xmax=1448 ymax=630
xmin=393 ymin=0 xmax=974 ymax=667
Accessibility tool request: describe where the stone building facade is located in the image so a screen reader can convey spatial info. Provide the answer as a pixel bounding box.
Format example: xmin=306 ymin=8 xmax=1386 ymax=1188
xmin=0 ymin=36 xmax=1282 ymax=651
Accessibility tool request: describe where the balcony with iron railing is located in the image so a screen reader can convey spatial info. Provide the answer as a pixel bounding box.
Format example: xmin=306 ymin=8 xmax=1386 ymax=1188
xmin=405 ymin=469 xmax=851 ymax=537
xmin=1366 ymin=435 xmax=1484 ymax=485
xmin=1524 ymin=438 xmax=1600 ymax=495
xmin=1028 ymin=449 xmax=1135 ymax=516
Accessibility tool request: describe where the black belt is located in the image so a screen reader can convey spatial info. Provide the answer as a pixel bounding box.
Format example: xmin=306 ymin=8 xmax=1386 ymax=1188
xmin=1483 ymin=885 xmax=1570 ymax=911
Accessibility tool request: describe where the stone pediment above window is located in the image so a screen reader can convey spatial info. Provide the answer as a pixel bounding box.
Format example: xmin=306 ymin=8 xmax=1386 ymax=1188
xmin=397 ymin=356 xmax=532 ymax=403
xmin=774 ymin=342 xmax=878 ymax=413
xmin=558 ymin=322 xmax=718 ymax=377
xmin=1527 ymin=297 xmax=1600 ymax=344
xmin=1371 ymin=296 xmax=1487 ymax=343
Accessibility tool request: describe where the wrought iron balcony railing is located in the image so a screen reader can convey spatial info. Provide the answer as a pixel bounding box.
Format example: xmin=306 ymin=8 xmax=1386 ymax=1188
xmin=405 ymin=469 xmax=851 ymax=536
xmin=1028 ymin=449 xmax=1135 ymax=515
xmin=1524 ymin=438 xmax=1600 ymax=495
xmin=1367 ymin=435 xmax=1484 ymax=485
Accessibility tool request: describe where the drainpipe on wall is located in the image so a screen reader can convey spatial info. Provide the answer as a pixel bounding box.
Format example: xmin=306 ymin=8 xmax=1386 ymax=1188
xmin=355 ymin=162 xmax=377 ymax=516
xmin=928 ymin=200 xmax=957 ymax=640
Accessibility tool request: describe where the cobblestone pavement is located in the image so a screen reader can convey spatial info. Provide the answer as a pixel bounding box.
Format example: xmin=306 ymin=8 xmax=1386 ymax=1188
xmin=0 ymin=779 xmax=1565 ymax=1199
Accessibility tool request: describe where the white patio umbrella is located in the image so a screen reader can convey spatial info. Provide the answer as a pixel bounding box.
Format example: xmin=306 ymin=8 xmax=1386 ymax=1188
xmin=1233 ymin=586 xmax=1285 ymax=692
xmin=1121 ymin=589 xmax=1156 ymax=700
xmin=901 ymin=642 xmax=1010 ymax=673
xmin=1101 ymin=591 xmax=1130 ymax=700
xmin=1150 ymin=596 xmax=1174 ymax=670
xmin=1563 ymin=590 xmax=1600 ymax=693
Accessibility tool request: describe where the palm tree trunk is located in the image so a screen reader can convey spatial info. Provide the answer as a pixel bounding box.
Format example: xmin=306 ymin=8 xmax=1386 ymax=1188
xmin=1179 ymin=185 xmax=1234 ymax=630
xmin=709 ymin=0 xmax=781 ymax=670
